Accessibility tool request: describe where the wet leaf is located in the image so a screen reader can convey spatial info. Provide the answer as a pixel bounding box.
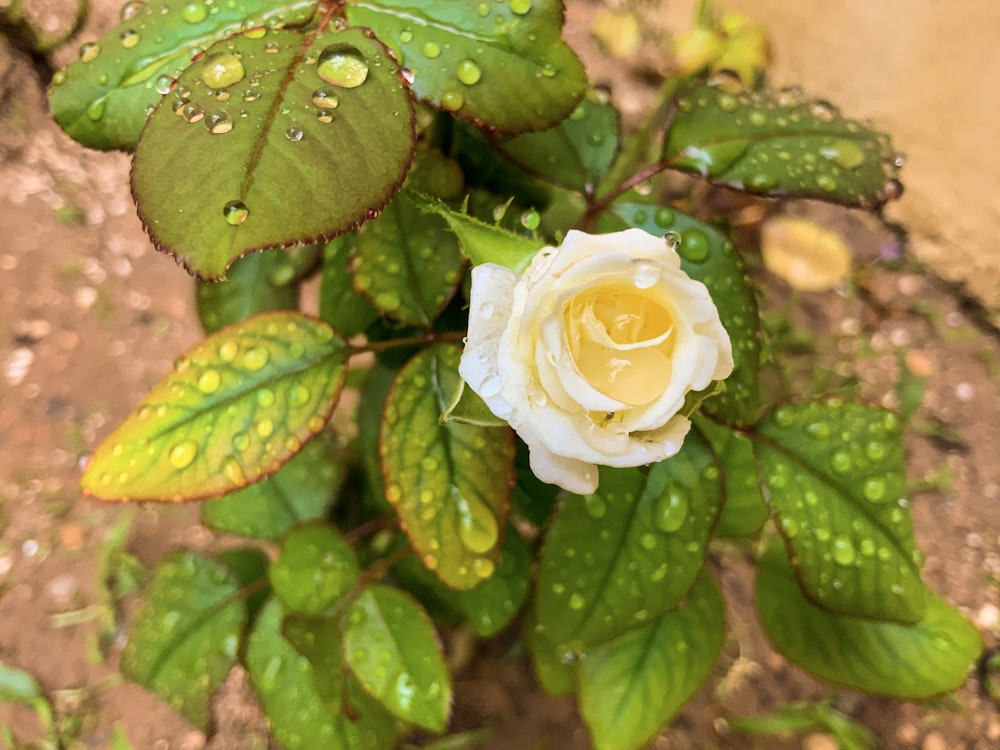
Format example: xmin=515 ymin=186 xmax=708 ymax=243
xmin=756 ymin=542 xmax=982 ymax=698
xmin=726 ymin=700 xmax=875 ymax=750
xmin=664 ymin=83 xmax=903 ymax=208
xmin=600 ymin=204 xmax=760 ymax=425
xmin=440 ymin=379 xmax=508 ymax=428
xmin=281 ymin=615 xmax=345 ymax=714
xmin=343 ymin=585 xmax=452 ymax=731
xmin=536 ymin=431 xmax=722 ymax=649
xmin=216 ymin=547 xmax=270 ymax=622
xmin=197 ymin=247 xmax=316 ymax=334
xmin=346 ymin=0 xmax=586 ymax=133
xmin=353 ymin=190 xmax=464 ymax=326
xmin=269 ymin=523 xmax=359 ymax=616
xmin=48 ymin=0 xmax=315 ymax=151
xmin=695 ymin=418 xmax=767 ymax=538
xmin=578 ymin=574 xmax=725 ymax=750
xmin=494 ymin=88 xmax=620 ymax=192
xmin=202 ymin=433 xmax=344 ymax=539
xmin=121 ymin=551 xmax=245 ymax=730
xmin=319 ymin=236 xmax=379 ymax=338
xmin=133 ymin=27 xmax=416 ymax=280
xmin=755 ymin=401 xmax=925 ymax=622
xmin=246 ymin=600 xmax=403 ymax=750
xmin=416 ymin=196 xmax=544 ymax=272
xmin=523 ymin=612 xmax=574 ymax=697
xmin=81 ymin=312 xmax=348 ymax=502
xmin=760 ymin=215 xmax=852 ymax=292
xmin=381 ymin=345 xmax=514 ymax=590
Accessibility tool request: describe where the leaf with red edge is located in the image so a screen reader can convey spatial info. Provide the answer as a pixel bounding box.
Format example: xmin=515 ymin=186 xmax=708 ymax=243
xmin=81 ymin=312 xmax=348 ymax=502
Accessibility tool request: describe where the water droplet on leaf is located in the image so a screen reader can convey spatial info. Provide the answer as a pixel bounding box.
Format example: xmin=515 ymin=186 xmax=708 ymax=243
xmin=317 ymin=43 xmax=369 ymax=88
xmin=169 ymin=439 xmax=199 ymax=469
xmin=223 ymin=200 xmax=248 ymax=225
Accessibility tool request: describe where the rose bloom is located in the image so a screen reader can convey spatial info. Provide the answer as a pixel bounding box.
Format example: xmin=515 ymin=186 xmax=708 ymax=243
xmin=459 ymin=228 xmax=733 ymax=495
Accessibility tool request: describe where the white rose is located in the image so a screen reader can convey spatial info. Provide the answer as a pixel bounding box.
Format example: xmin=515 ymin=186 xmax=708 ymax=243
xmin=459 ymin=228 xmax=734 ymax=495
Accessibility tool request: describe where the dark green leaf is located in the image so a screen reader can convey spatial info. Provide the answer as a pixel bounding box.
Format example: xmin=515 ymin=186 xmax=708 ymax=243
xmin=270 ymin=523 xmax=359 ymax=616
xmin=727 ymin=701 xmax=875 ymax=750
xmin=216 ymin=547 xmax=271 ymax=623
xmin=494 ymin=88 xmax=620 ymax=192
xmin=755 ymin=401 xmax=925 ymax=622
xmin=246 ymin=600 xmax=403 ymax=750
xmin=121 ymin=551 xmax=245 ymax=729
xmin=48 ymin=0 xmax=315 ymax=150
xmin=81 ymin=312 xmax=348 ymax=502
xmin=133 ymin=27 xmax=416 ymax=280
xmin=282 ymin=615 xmax=345 ymax=714
xmin=522 ymin=613 xmax=574 ymax=697
xmin=664 ymin=84 xmax=903 ymax=209
xmin=694 ymin=418 xmax=767 ymax=538
xmin=416 ymin=195 xmax=544 ymax=272
xmin=578 ymin=574 xmax=725 ymax=750
xmin=536 ymin=431 xmax=722 ymax=649
xmin=345 ymin=0 xmax=586 ymax=133
xmin=440 ymin=379 xmax=508 ymax=427
xmin=203 ymin=432 xmax=344 ymax=539
xmin=381 ymin=345 xmax=514 ymax=590
xmin=319 ymin=236 xmax=380 ymax=338
xmin=510 ymin=441 xmax=559 ymax=528
xmin=756 ymin=542 xmax=982 ymax=699
xmin=343 ymin=585 xmax=452 ymax=731
xmin=357 ymin=363 xmax=398 ymax=514
xmin=600 ymin=203 xmax=760 ymax=425
xmin=353 ymin=190 xmax=464 ymax=325
xmin=197 ymin=247 xmax=315 ymax=334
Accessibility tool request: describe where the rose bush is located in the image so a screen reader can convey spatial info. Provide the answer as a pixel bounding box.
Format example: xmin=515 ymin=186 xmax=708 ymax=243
xmin=459 ymin=228 xmax=734 ymax=494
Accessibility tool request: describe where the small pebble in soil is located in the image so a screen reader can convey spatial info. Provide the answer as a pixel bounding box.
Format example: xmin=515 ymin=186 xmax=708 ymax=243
xmin=922 ymin=731 xmax=947 ymax=750
xmin=954 ymin=382 xmax=975 ymax=402
xmin=44 ymin=573 xmax=80 ymax=609
xmin=897 ymin=723 xmax=920 ymax=744
xmin=803 ymin=733 xmax=838 ymax=750
xmin=0 ymin=555 xmax=13 ymax=576
xmin=21 ymin=539 xmax=39 ymax=557
xmin=975 ymin=603 xmax=999 ymax=630
xmin=4 ymin=348 xmax=35 ymax=386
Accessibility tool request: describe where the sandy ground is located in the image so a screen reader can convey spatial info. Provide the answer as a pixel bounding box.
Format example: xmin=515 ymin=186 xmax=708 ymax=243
xmin=1 ymin=1 xmax=999 ymax=748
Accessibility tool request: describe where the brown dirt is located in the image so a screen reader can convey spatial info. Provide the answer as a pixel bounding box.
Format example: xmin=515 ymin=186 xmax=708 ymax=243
xmin=1 ymin=2 xmax=999 ymax=749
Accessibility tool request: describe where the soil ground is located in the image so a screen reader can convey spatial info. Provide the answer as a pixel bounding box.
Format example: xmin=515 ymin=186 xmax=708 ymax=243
xmin=1 ymin=1 xmax=999 ymax=749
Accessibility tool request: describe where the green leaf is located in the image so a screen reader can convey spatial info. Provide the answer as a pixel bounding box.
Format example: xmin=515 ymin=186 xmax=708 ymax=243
xmin=578 ymin=574 xmax=725 ymax=750
xmin=319 ymin=236 xmax=380 ymax=338
xmin=81 ymin=312 xmax=348 ymax=502
xmin=345 ymin=0 xmax=586 ymax=133
xmin=0 ymin=663 xmax=45 ymax=703
xmin=522 ymin=613 xmax=574 ymax=697
xmin=440 ymin=379 xmax=507 ymax=427
xmin=416 ymin=194 xmax=544 ymax=272
xmin=197 ymin=247 xmax=315 ymax=334
xmin=756 ymin=542 xmax=982 ymax=699
xmin=121 ymin=551 xmax=245 ymax=729
xmin=48 ymin=0 xmax=315 ymax=151
xmin=536 ymin=431 xmax=722 ymax=649
xmin=726 ymin=700 xmax=875 ymax=750
xmin=755 ymin=401 xmax=925 ymax=622
xmin=494 ymin=88 xmax=619 ymax=192
xmin=282 ymin=615 xmax=345 ymax=714
xmin=694 ymin=418 xmax=767 ymax=538
xmin=381 ymin=344 xmax=514 ymax=590
xmin=270 ymin=523 xmax=360 ymax=616
xmin=343 ymin=584 xmax=452 ymax=731
xmin=353 ymin=190 xmax=464 ymax=325
xmin=203 ymin=432 xmax=344 ymax=539
xmin=132 ymin=27 xmax=416 ymax=280
xmin=246 ymin=599 xmax=403 ymax=750
xmin=663 ymin=84 xmax=903 ymax=209
xmin=216 ymin=547 xmax=270 ymax=623
xmin=600 ymin=203 xmax=760 ymax=425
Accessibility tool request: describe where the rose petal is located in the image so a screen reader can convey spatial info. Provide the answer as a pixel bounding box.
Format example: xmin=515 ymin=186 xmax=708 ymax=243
xmin=527 ymin=443 xmax=598 ymax=495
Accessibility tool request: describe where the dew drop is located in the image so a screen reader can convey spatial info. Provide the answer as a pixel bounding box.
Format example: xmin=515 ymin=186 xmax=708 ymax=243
xmin=317 ymin=43 xmax=369 ymax=88
xmin=312 ymin=87 xmax=339 ymax=109
xmin=520 ymin=209 xmax=540 ymax=230
xmin=829 ymin=450 xmax=852 ymax=474
xmin=816 ymin=174 xmax=837 ymax=192
xmin=222 ymin=456 xmax=246 ymax=484
xmin=169 ymin=439 xmax=199 ymax=469
xmin=197 ymin=369 xmax=221 ymax=393
xmin=243 ymin=346 xmax=269 ymax=371
xmin=285 ymin=126 xmax=303 ymax=142
xmin=205 ymin=109 xmax=233 ymax=134
xmin=653 ymin=490 xmax=688 ymax=532
xmin=421 ymin=41 xmax=441 ymax=58
xmin=931 ymin=631 xmax=952 ymax=651
xmin=154 ymin=74 xmax=174 ymax=95
xmin=119 ymin=30 xmax=140 ymax=48
xmin=819 ymin=139 xmax=865 ymax=170
xmin=478 ymin=301 xmax=495 ymax=320
xmin=223 ymin=200 xmax=248 ymax=225
xmin=480 ymin=373 xmax=502 ymax=398
xmin=79 ymin=42 xmax=100 ymax=63
xmin=865 ymin=440 xmax=887 ymax=461
xmin=181 ymin=1 xmax=207 ymax=23
xmin=256 ymin=418 xmax=274 ymax=438
xmin=456 ymin=59 xmax=482 ymax=85
xmin=631 ymin=259 xmax=661 ymax=289
xmin=86 ymin=98 xmax=107 ymax=122
xmin=256 ymin=388 xmax=275 ymax=408
xmin=455 ymin=488 xmax=499 ymax=554
xmin=289 ymin=385 xmax=310 ymax=406
xmin=181 ymin=102 xmax=204 ymax=123
xmin=781 ymin=517 xmax=799 ymax=537
xmin=441 ymin=90 xmax=464 ymax=111
xmin=568 ymin=593 xmax=585 ymax=610
xmin=218 ymin=341 xmax=238 ymax=362
xmin=748 ymin=110 xmax=766 ymax=126
xmin=120 ymin=0 xmax=145 ymax=20
xmin=832 ymin=535 xmax=856 ymax=566
xmin=862 ymin=478 xmax=887 ymax=503
xmin=584 ymin=494 xmax=606 ymax=519
xmin=399 ymin=29 xmax=413 ymax=43
xmin=654 ymin=207 xmax=674 ymax=227
xmin=640 ymin=532 xmax=657 ymax=550
xmin=232 ymin=432 xmax=250 ymax=451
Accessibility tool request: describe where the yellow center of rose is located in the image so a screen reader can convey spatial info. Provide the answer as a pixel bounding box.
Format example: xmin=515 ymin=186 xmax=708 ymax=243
xmin=565 ymin=282 xmax=675 ymax=405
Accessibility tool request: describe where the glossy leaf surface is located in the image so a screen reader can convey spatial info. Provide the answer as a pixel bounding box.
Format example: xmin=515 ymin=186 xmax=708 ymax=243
xmin=440 ymin=379 xmax=508 ymax=427
xmin=246 ymin=600 xmax=402 ymax=750
xmin=523 ymin=613 xmax=574 ymax=697
xmin=319 ymin=236 xmax=380 ymax=338
xmin=353 ymin=190 xmax=464 ymax=325
xmin=600 ymin=203 xmax=760 ymax=425
xmin=270 ymin=523 xmax=359 ymax=616
xmin=664 ymin=84 xmax=903 ymax=208
xmin=695 ymin=418 xmax=767 ymax=537
xmin=202 ymin=433 xmax=344 ymax=539
xmin=344 ymin=585 xmax=452 ymax=731
xmin=417 ymin=196 xmax=544 ymax=272
xmin=345 ymin=0 xmax=586 ymax=133
xmin=494 ymin=88 xmax=620 ymax=191
xmin=578 ymin=574 xmax=725 ymax=750
xmin=536 ymin=431 xmax=722 ymax=649
xmin=381 ymin=345 xmax=514 ymax=589
xmin=281 ymin=615 xmax=345 ymax=714
xmin=121 ymin=551 xmax=244 ymax=729
xmin=755 ymin=401 xmax=925 ymax=622
xmin=82 ymin=312 xmax=348 ymax=502
xmin=757 ymin=543 xmax=981 ymax=699
xmin=48 ymin=0 xmax=315 ymax=150
xmin=133 ymin=28 xmax=415 ymax=279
